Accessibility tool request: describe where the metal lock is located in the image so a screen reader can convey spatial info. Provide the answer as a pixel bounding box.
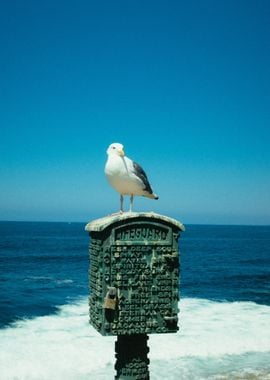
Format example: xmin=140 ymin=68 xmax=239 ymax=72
xmin=103 ymin=286 xmax=117 ymax=310
xmin=103 ymin=286 xmax=118 ymax=323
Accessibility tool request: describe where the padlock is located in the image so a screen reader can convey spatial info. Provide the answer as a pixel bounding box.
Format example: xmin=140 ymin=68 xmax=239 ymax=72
xmin=103 ymin=287 xmax=117 ymax=310
xmin=104 ymin=297 xmax=117 ymax=310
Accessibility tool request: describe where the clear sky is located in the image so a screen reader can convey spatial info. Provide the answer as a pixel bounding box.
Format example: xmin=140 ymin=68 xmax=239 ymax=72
xmin=1 ymin=0 xmax=269 ymax=224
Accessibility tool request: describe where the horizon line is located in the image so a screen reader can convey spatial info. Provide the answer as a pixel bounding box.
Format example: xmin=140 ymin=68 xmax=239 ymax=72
xmin=0 ymin=219 xmax=269 ymax=227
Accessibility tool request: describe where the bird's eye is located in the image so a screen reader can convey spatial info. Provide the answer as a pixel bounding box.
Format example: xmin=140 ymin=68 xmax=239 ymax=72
xmin=112 ymin=146 xmax=116 ymax=149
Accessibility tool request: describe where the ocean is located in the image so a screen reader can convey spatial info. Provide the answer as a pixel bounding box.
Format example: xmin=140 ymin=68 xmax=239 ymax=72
xmin=0 ymin=220 xmax=270 ymax=379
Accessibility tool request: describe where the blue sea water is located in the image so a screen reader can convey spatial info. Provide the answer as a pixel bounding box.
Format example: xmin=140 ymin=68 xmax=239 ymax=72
xmin=0 ymin=220 xmax=270 ymax=379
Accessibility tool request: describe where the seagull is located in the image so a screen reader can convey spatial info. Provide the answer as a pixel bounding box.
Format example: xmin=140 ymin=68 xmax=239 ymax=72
xmin=105 ymin=142 xmax=159 ymax=213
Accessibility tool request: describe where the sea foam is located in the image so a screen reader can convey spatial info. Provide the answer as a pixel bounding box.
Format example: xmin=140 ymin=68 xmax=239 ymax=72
xmin=0 ymin=298 xmax=270 ymax=380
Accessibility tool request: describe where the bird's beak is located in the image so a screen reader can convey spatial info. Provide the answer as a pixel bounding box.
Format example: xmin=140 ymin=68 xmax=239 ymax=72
xmin=119 ymin=148 xmax=125 ymax=157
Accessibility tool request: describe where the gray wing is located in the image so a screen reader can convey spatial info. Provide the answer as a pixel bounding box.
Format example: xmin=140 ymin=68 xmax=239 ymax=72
xmin=132 ymin=161 xmax=154 ymax=194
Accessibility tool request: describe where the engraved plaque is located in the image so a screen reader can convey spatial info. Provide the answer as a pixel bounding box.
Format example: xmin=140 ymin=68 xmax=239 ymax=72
xmin=86 ymin=212 xmax=184 ymax=336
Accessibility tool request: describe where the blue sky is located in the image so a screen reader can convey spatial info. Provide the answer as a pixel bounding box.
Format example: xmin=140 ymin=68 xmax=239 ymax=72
xmin=1 ymin=0 xmax=269 ymax=224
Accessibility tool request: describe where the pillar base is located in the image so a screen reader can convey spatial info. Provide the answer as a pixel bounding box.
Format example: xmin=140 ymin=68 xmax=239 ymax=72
xmin=115 ymin=334 xmax=149 ymax=379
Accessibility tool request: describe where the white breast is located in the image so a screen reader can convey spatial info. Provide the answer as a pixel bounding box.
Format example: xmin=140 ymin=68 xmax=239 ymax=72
xmin=105 ymin=155 xmax=145 ymax=195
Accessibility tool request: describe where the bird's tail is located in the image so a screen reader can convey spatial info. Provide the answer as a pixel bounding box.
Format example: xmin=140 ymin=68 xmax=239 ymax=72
xmin=145 ymin=192 xmax=159 ymax=200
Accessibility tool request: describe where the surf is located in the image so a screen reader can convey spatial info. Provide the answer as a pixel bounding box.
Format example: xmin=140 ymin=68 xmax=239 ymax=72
xmin=1 ymin=298 xmax=270 ymax=380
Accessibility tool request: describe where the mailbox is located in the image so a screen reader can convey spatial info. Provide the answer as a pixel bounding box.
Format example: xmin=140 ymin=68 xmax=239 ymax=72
xmin=85 ymin=212 xmax=185 ymax=337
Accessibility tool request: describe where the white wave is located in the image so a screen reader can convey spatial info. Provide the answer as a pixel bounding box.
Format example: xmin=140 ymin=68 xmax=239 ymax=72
xmin=0 ymin=298 xmax=270 ymax=380
xmin=151 ymin=298 xmax=270 ymax=358
xmin=55 ymin=279 xmax=74 ymax=285
xmin=23 ymin=276 xmax=53 ymax=281
xmin=23 ymin=276 xmax=74 ymax=285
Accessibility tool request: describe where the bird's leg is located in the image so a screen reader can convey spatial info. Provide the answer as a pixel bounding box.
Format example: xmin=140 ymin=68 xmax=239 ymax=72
xmin=120 ymin=195 xmax=124 ymax=213
xmin=129 ymin=194 xmax=134 ymax=212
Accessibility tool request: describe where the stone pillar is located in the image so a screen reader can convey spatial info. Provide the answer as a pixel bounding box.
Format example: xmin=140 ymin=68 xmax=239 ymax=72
xmin=85 ymin=212 xmax=185 ymax=378
xmin=115 ymin=334 xmax=149 ymax=379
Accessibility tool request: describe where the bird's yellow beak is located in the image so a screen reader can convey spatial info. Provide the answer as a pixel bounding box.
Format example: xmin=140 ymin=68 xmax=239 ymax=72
xmin=119 ymin=148 xmax=125 ymax=157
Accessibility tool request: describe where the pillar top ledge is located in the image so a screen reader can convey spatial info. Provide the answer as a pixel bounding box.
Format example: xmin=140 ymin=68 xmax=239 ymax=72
xmin=85 ymin=211 xmax=185 ymax=233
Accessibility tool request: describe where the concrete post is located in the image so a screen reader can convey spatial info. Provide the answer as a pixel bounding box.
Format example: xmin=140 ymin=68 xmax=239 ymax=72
xmin=85 ymin=212 xmax=185 ymax=378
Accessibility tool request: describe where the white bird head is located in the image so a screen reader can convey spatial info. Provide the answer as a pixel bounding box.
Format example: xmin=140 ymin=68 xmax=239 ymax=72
xmin=106 ymin=143 xmax=125 ymax=157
